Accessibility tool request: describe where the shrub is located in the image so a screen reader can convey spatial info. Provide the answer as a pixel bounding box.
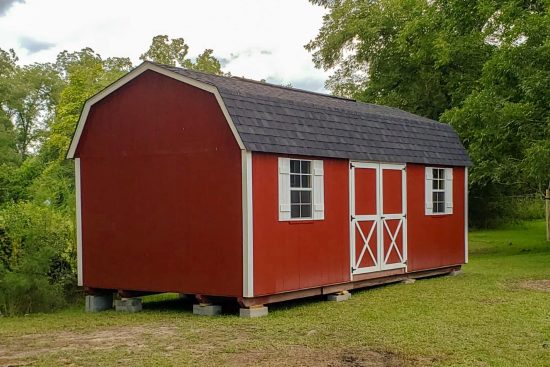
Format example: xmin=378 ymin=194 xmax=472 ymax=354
xmin=0 ymin=201 xmax=75 ymax=316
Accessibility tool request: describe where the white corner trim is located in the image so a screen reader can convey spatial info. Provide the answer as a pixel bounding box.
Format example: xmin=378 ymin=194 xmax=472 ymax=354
xmin=464 ymin=167 xmax=469 ymax=264
xmin=66 ymin=62 xmax=245 ymax=159
xmin=75 ymin=158 xmax=83 ymax=286
xmin=242 ymin=151 xmax=254 ymax=297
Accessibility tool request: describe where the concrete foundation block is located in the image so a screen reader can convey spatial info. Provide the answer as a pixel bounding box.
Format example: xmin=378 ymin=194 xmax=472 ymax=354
xmin=402 ymin=278 xmax=416 ymax=284
xmin=327 ymin=291 xmax=351 ymax=302
xmin=85 ymin=294 xmax=113 ymax=312
xmin=239 ymin=306 xmax=268 ymax=318
xmin=193 ymin=303 xmax=222 ymax=316
xmin=449 ymin=269 xmax=462 ymax=277
xmin=115 ymin=298 xmax=143 ymax=313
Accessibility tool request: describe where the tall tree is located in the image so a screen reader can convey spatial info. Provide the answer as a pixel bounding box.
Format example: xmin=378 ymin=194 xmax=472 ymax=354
xmin=306 ymin=0 xmax=494 ymax=120
xmin=140 ymin=35 xmax=226 ymax=75
xmin=1 ymin=63 xmax=63 ymax=159
xmin=307 ymin=0 xmax=550 ymax=226
xmin=0 ymin=48 xmax=19 ymax=166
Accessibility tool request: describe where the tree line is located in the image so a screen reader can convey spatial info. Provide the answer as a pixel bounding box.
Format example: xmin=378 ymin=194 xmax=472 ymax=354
xmin=307 ymin=0 xmax=549 ymax=226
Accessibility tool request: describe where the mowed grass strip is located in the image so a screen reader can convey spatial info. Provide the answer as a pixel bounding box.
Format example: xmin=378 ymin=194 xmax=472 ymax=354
xmin=0 ymin=221 xmax=549 ymax=366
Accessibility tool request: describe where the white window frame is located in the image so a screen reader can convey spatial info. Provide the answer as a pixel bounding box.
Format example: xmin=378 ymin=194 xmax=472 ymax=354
xmin=425 ymin=167 xmax=453 ymax=215
xmin=279 ymin=157 xmax=324 ymax=221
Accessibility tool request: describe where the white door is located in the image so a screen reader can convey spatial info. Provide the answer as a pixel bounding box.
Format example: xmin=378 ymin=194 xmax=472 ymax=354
xmin=350 ymin=162 xmax=407 ymax=275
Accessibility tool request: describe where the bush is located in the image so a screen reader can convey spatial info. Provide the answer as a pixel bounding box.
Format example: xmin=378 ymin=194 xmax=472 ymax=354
xmin=0 ymin=201 xmax=75 ymax=315
xmin=470 ymin=195 xmax=544 ymax=228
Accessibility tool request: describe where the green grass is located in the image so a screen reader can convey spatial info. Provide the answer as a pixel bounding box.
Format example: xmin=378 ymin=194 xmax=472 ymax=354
xmin=1 ymin=221 xmax=549 ymax=366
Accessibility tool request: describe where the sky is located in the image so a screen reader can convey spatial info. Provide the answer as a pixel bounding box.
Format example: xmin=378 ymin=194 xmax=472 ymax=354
xmin=0 ymin=0 xmax=330 ymax=92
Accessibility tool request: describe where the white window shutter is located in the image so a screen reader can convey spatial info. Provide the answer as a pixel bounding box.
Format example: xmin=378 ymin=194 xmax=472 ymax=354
xmin=445 ymin=167 xmax=454 ymax=214
xmin=278 ymin=157 xmax=291 ymax=221
xmin=313 ymin=160 xmax=325 ymax=220
xmin=425 ymin=167 xmax=433 ymax=215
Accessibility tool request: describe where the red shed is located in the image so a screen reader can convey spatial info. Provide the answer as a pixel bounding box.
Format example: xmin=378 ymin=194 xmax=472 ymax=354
xmin=68 ymin=62 xmax=470 ymax=316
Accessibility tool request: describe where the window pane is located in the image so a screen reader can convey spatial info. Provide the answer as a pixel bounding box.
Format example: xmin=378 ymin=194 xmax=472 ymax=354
xmin=301 ymin=204 xmax=312 ymax=218
xmin=300 ymin=191 xmax=312 ymax=204
xmin=290 ymin=174 xmax=300 ymax=188
xmin=432 ymin=168 xmax=439 ymax=179
xmin=433 ymin=191 xmax=445 ymax=202
xmin=301 ymin=174 xmax=311 ymax=188
xmin=301 ymin=161 xmax=311 ymax=174
xmin=291 ymin=190 xmax=300 ymax=204
xmin=436 ymin=202 xmax=445 ymax=213
xmin=291 ymin=204 xmax=300 ymax=218
xmin=290 ymin=160 xmax=300 ymax=174
xmin=433 ymin=179 xmax=439 ymax=190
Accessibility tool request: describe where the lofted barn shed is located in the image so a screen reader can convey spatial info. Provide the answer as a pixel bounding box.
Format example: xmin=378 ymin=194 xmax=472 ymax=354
xmin=68 ymin=62 xmax=470 ymax=317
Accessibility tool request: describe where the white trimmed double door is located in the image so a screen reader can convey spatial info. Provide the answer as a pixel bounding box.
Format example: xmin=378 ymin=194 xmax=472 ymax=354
xmin=350 ymin=162 xmax=407 ymax=275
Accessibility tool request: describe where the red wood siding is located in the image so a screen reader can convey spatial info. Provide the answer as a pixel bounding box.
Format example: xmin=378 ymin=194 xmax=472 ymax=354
xmin=252 ymin=153 xmax=350 ymax=296
xmin=406 ymin=164 xmax=466 ymax=271
xmin=77 ymin=70 xmax=243 ymax=297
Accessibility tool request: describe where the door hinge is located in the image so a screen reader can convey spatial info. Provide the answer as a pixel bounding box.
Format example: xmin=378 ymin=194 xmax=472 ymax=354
xmin=351 ymin=266 xmax=355 ymax=273
xmin=351 ymin=215 xmax=355 ymax=221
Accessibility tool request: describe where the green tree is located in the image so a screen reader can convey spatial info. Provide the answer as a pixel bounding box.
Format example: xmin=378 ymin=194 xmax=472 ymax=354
xmin=441 ymin=1 xmax=550 ymax=225
xmin=307 ymin=0 xmax=550 ymax=226
xmin=0 ymin=59 xmax=63 ymax=159
xmin=306 ymin=0 xmax=494 ymax=120
xmin=0 ymin=49 xmax=21 ymax=165
xmin=140 ymin=35 xmax=226 ymax=75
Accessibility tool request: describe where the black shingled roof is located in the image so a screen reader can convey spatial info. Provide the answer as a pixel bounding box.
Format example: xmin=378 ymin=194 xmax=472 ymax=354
xmin=157 ymin=63 xmax=471 ymax=167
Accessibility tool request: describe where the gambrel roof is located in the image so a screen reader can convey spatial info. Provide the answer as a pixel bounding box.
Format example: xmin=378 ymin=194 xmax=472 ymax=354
xmin=68 ymin=62 xmax=471 ymax=166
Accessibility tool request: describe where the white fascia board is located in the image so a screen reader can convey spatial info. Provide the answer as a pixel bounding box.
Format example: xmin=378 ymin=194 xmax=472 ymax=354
xmin=66 ymin=62 xmax=246 ymax=159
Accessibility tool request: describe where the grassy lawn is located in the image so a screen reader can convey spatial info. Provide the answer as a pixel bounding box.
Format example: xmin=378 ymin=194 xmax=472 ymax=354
xmin=1 ymin=221 xmax=549 ymax=366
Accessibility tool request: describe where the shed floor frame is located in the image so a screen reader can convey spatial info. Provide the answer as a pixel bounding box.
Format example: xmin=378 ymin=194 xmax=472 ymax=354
xmin=237 ymin=265 xmax=460 ymax=308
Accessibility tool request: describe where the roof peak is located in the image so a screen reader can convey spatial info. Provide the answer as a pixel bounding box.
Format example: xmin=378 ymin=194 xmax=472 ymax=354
xmin=151 ymin=61 xmax=356 ymax=103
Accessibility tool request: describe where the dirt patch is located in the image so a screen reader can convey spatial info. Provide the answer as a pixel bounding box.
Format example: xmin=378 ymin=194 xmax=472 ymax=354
xmin=0 ymin=325 xmax=178 ymax=366
xmin=519 ymin=279 xmax=550 ymax=292
xmin=224 ymin=346 xmax=432 ymax=367
xmin=0 ymin=326 xmax=436 ymax=367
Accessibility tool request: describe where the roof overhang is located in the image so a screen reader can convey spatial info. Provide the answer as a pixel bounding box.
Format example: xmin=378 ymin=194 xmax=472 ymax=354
xmin=66 ymin=61 xmax=246 ymax=159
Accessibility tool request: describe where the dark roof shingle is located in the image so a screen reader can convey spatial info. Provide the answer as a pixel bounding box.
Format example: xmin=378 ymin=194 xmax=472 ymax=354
xmin=158 ymin=64 xmax=471 ymax=166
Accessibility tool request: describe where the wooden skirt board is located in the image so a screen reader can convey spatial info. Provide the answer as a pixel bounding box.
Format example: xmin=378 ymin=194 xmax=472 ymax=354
xmin=350 ymin=162 xmax=407 ymax=275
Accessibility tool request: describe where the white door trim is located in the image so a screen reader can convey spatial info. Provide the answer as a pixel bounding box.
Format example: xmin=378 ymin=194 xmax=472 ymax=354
xmin=350 ymin=161 xmax=407 ymax=276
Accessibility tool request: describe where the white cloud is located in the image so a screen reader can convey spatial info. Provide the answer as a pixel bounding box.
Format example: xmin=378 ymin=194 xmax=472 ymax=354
xmin=0 ymin=0 xmax=330 ymax=92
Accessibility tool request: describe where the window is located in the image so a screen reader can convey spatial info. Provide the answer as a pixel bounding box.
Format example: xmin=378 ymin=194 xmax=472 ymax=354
xmin=432 ymin=168 xmax=446 ymax=214
xmin=278 ymin=157 xmax=324 ymax=221
xmin=425 ymin=167 xmax=453 ymax=215
xmin=290 ymin=160 xmax=312 ymax=218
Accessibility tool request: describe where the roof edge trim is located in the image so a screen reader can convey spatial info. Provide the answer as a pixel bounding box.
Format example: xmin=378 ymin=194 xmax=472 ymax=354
xmin=66 ymin=61 xmax=246 ymax=159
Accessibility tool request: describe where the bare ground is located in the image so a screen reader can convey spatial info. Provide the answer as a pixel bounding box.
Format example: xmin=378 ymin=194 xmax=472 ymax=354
xmin=519 ymin=279 xmax=550 ymax=292
xmin=0 ymin=324 xmax=431 ymax=367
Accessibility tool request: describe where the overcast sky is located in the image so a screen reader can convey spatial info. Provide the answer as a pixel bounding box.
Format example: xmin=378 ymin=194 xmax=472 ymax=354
xmin=0 ymin=0 xmax=330 ymax=92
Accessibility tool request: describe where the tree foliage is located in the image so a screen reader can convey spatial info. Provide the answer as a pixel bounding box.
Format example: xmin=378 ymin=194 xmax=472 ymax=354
xmin=140 ymin=35 xmax=226 ymax=75
xmin=307 ymin=0 xmax=550 ymax=226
